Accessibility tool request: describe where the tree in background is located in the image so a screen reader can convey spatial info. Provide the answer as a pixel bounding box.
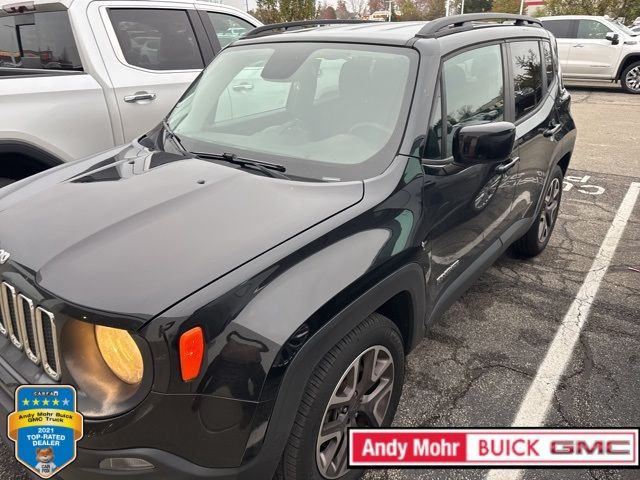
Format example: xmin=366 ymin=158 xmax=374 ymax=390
xmin=319 ymin=4 xmax=338 ymax=18
xmin=491 ymin=0 xmax=521 ymax=14
xmin=348 ymin=0 xmax=368 ymax=17
xmin=541 ymin=0 xmax=639 ymax=21
xmin=368 ymin=0 xmax=385 ymax=14
xmin=255 ymin=0 xmax=281 ymax=23
xmin=464 ymin=0 xmax=492 ymax=13
xmin=255 ymin=0 xmax=315 ymax=23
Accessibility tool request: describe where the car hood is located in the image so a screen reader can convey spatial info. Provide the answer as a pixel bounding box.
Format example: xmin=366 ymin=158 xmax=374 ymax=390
xmin=0 ymin=145 xmax=363 ymax=320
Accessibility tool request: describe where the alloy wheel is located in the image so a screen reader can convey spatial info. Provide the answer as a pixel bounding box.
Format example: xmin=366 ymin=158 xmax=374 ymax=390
xmin=538 ymin=177 xmax=561 ymax=243
xmin=625 ymin=66 xmax=640 ymax=92
xmin=316 ymin=346 xmax=395 ymax=479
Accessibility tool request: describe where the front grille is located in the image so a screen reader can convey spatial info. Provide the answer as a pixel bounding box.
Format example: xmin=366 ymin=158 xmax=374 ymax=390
xmin=0 ymin=282 xmax=60 ymax=381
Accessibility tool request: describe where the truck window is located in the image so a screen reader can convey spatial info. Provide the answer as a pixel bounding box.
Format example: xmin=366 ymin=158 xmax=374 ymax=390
xmin=108 ymin=9 xmax=204 ymax=71
xmin=0 ymin=11 xmax=82 ymax=70
xmin=541 ymin=19 xmax=575 ymax=39
xmin=206 ymin=13 xmax=254 ymax=48
xmin=576 ymin=19 xmax=612 ymax=39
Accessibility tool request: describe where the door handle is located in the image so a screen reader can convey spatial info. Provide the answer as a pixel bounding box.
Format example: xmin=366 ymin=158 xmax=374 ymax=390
xmin=544 ymin=123 xmax=562 ymax=137
xmin=124 ymin=92 xmax=157 ymax=103
xmin=232 ymin=83 xmax=254 ymax=91
xmin=496 ymin=156 xmax=520 ymax=173
xmin=572 ymin=44 xmax=584 ymax=48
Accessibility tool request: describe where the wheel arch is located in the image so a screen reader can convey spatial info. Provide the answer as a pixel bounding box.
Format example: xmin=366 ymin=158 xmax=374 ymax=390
xmin=616 ymin=54 xmax=640 ymax=80
xmin=0 ymin=141 xmax=64 ymax=180
xmin=239 ymin=263 xmax=426 ymax=475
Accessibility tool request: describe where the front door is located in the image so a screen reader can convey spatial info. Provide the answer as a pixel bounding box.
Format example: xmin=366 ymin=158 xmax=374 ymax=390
xmin=421 ymin=43 xmax=518 ymax=300
xmin=568 ymin=19 xmax=622 ymax=79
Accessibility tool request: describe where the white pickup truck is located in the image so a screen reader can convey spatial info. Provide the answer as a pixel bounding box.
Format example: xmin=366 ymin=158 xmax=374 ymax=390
xmin=0 ymin=0 xmax=260 ymax=185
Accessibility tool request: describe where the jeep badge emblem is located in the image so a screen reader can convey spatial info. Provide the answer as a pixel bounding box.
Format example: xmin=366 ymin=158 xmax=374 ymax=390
xmin=0 ymin=249 xmax=10 ymax=264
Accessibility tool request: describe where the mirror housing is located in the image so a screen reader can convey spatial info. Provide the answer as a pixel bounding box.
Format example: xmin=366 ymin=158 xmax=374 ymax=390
xmin=606 ymin=32 xmax=620 ymax=45
xmin=452 ymin=122 xmax=516 ymax=166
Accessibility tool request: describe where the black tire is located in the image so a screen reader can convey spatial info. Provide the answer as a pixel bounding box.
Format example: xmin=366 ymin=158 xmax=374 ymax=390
xmin=512 ymin=164 xmax=563 ymax=257
xmin=278 ymin=313 xmax=405 ymax=480
xmin=620 ymin=61 xmax=640 ymax=94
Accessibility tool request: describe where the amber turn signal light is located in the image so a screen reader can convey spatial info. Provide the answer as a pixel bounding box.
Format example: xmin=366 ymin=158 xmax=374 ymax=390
xmin=179 ymin=326 xmax=204 ymax=382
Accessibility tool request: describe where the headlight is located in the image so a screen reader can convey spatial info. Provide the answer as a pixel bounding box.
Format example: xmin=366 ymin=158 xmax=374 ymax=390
xmin=95 ymin=325 xmax=144 ymax=384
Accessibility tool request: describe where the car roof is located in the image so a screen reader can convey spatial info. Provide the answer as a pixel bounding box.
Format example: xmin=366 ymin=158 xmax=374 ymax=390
xmin=236 ymin=20 xmax=548 ymax=48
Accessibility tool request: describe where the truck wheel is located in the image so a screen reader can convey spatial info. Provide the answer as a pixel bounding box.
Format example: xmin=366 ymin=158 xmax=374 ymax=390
xmin=621 ymin=61 xmax=640 ymax=94
xmin=512 ymin=164 xmax=563 ymax=258
xmin=278 ymin=313 xmax=405 ymax=480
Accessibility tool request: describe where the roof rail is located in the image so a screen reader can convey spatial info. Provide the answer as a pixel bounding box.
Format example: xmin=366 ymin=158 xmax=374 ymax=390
xmin=416 ymin=13 xmax=542 ymax=38
xmin=243 ymin=19 xmax=376 ymax=39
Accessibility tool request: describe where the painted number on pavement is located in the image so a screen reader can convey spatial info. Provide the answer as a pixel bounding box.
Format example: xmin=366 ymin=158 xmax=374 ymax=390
xmin=563 ymin=175 xmax=605 ymax=195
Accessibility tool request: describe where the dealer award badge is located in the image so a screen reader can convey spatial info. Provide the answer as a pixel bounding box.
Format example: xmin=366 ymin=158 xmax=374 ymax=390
xmin=7 ymin=385 xmax=83 ymax=478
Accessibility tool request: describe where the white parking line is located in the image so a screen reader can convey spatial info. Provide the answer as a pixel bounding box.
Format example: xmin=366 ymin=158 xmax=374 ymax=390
xmin=486 ymin=181 xmax=640 ymax=480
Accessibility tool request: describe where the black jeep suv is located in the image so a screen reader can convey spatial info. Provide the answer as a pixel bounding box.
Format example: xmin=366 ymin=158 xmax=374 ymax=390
xmin=0 ymin=14 xmax=575 ymax=480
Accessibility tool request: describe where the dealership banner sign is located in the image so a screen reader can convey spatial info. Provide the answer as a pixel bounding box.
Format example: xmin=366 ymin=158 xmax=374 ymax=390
xmin=7 ymin=385 xmax=83 ymax=478
xmin=349 ymin=429 xmax=639 ymax=468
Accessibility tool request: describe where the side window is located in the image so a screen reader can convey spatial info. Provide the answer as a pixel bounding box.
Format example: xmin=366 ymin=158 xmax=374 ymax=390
xmin=542 ymin=20 xmax=574 ymax=39
xmin=0 ymin=12 xmax=82 ymax=70
xmin=542 ymin=41 xmax=554 ymax=88
xmin=207 ymin=13 xmax=254 ymax=48
xmin=108 ymin=9 xmax=203 ymax=71
xmin=577 ymin=20 xmax=612 ymax=40
xmin=442 ymin=44 xmax=504 ymax=157
xmin=510 ymin=41 xmax=543 ymax=121
xmin=216 ymin=62 xmax=292 ymax=122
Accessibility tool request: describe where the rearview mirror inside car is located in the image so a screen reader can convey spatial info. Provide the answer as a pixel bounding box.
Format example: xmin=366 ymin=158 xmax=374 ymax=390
xmin=453 ymin=122 xmax=516 ymax=166
xmin=605 ymin=32 xmax=620 ymax=45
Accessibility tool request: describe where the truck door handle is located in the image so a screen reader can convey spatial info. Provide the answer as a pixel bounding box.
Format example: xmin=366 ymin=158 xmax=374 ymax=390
xmin=544 ymin=123 xmax=562 ymax=137
xmin=232 ymin=83 xmax=254 ymax=91
xmin=496 ymin=156 xmax=520 ymax=173
xmin=572 ymin=44 xmax=584 ymax=48
xmin=124 ymin=92 xmax=157 ymax=103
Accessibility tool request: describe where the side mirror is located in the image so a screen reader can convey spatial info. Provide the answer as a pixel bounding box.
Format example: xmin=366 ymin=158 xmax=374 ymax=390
xmin=605 ymin=32 xmax=620 ymax=45
xmin=453 ymin=122 xmax=516 ymax=166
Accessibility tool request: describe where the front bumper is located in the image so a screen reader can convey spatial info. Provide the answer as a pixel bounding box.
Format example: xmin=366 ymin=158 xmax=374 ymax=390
xmin=0 ymin=357 xmax=276 ymax=480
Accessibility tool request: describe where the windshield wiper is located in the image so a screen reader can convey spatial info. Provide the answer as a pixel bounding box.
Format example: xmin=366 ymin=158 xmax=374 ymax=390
xmin=160 ymin=122 xmax=289 ymax=179
xmin=192 ymin=152 xmax=290 ymax=179
xmin=162 ymin=119 xmax=188 ymax=154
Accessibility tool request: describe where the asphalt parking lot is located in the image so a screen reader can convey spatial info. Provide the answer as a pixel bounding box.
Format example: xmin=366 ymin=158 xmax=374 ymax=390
xmin=1 ymin=83 xmax=639 ymax=479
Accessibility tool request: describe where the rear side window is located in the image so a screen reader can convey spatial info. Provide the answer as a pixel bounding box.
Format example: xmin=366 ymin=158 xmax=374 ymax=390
xmin=108 ymin=9 xmax=203 ymax=70
xmin=442 ymin=44 xmax=505 ymax=157
xmin=577 ymin=19 xmax=612 ymax=39
xmin=207 ymin=13 xmax=254 ymax=48
xmin=0 ymin=11 xmax=82 ymax=70
xmin=542 ymin=19 xmax=574 ymax=39
xmin=510 ymin=41 xmax=543 ymax=121
xmin=542 ymin=41 xmax=554 ymax=87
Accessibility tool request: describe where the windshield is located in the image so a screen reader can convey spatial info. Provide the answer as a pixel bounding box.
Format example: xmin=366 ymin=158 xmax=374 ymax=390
xmin=167 ymin=42 xmax=418 ymax=181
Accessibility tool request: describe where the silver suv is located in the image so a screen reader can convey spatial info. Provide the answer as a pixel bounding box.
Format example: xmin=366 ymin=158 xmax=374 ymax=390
xmin=540 ymin=15 xmax=640 ymax=93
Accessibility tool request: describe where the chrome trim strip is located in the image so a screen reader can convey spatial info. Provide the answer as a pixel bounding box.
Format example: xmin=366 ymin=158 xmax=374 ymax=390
xmin=17 ymin=294 xmax=40 ymax=365
xmin=0 ymin=283 xmax=7 ymax=337
xmin=35 ymin=307 xmax=61 ymax=381
xmin=1 ymin=282 xmax=23 ymax=349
